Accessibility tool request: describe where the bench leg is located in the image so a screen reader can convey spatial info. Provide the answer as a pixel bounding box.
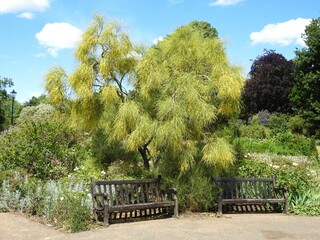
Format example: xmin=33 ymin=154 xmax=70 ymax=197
xmin=92 ymin=208 xmax=98 ymax=222
xmin=174 ymin=195 xmax=179 ymax=217
xmin=283 ymin=200 xmax=289 ymax=214
xmin=103 ymin=207 xmax=110 ymax=226
xmin=217 ymin=199 xmax=223 ymax=217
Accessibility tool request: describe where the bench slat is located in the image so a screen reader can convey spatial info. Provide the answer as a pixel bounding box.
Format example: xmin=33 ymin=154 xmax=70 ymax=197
xmin=119 ymin=184 xmax=123 ymax=205
xmin=245 ymin=181 xmax=248 ymax=199
xmin=221 ymin=199 xmax=286 ymax=204
xmin=110 ymin=201 xmax=175 ymax=212
xmin=108 ymin=184 xmax=112 ymax=206
xmin=141 ymin=184 xmax=145 ymax=203
xmin=214 ymin=177 xmax=274 ymax=182
xmin=145 ymin=183 xmax=149 ymax=203
xmin=155 ymin=183 xmax=160 ymax=201
xmin=95 ymin=179 xmax=158 ymax=185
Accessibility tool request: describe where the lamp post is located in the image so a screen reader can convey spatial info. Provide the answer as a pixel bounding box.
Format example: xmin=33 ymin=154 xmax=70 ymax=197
xmin=10 ymin=90 xmax=17 ymax=125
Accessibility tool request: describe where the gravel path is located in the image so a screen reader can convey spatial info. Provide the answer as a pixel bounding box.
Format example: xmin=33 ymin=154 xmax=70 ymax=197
xmin=1 ymin=212 xmax=320 ymax=240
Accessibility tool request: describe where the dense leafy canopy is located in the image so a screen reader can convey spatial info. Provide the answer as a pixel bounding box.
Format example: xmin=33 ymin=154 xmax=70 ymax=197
xmin=45 ymin=15 xmax=244 ymax=173
xmin=291 ymin=17 xmax=320 ymax=135
xmin=133 ymin=24 xmax=243 ymax=171
xmin=242 ymin=50 xmax=294 ymax=118
xmin=23 ymin=94 xmax=48 ymax=107
xmin=179 ymin=21 xmax=219 ymax=39
xmin=0 ymin=76 xmax=13 ymax=130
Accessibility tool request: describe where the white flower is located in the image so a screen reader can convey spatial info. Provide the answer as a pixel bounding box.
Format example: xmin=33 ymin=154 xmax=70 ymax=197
xmin=101 ymin=170 xmax=106 ymax=175
xmin=272 ymin=165 xmax=280 ymax=169
xmin=60 ymin=197 xmax=64 ymax=201
xmin=293 ymin=163 xmax=298 ymax=166
xmin=74 ymin=167 xmax=79 ymax=172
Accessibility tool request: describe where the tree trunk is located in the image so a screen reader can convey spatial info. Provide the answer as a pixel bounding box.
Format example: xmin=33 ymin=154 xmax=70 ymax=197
xmin=138 ymin=146 xmax=150 ymax=170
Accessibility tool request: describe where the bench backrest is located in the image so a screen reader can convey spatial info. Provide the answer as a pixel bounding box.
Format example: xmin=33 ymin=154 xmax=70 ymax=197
xmin=211 ymin=176 xmax=277 ymax=199
xmin=91 ymin=175 xmax=163 ymax=206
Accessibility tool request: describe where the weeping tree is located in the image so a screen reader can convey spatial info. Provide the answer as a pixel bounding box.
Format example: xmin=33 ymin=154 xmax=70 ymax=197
xmin=45 ymin=14 xmax=143 ymax=164
xmin=45 ymin=15 xmax=244 ymax=174
xmin=120 ymin=23 xmax=244 ymax=172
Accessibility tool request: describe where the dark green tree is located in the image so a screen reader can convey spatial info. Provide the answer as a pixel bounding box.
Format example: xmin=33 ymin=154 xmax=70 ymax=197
xmin=290 ymin=17 xmax=320 ymax=135
xmin=242 ymin=50 xmax=294 ymax=119
xmin=23 ymin=94 xmax=48 ymax=107
xmin=0 ymin=76 xmax=13 ymax=130
xmin=186 ymin=21 xmax=218 ymax=39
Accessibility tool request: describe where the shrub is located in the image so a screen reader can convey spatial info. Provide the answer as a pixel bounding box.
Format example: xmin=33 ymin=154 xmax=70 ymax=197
xmin=0 ymin=171 xmax=93 ymax=232
xmin=239 ymin=120 xmax=270 ymax=139
xmin=0 ymin=104 xmax=92 ymax=180
xmin=238 ymin=114 xmax=318 ymax=157
xmin=175 ymin=166 xmax=215 ymax=212
xmin=289 ymin=189 xmax=320 ymax=216
xmin=288 ymin=115 xmax=307 ymax=135
xmin=0 ymin=171 xmax=34 ymax=213
xmin=256 ymin=110 xmax=271 ymax=127
xmin=268 ymin=114 xmax=289 ymax=135
xmin=51 ymin=189 xmax=92 ymax=232
xmin=234 ymin=156 xmax=312 ymax=195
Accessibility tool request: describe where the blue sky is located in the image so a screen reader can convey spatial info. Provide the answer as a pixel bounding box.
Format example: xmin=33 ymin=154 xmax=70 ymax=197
xmin=0 ymin=0 xmax=319 ymax=103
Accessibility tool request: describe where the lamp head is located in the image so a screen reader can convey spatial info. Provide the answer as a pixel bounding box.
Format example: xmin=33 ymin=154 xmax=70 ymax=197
xmin=10 ymin=90 xmax=17 ymax=98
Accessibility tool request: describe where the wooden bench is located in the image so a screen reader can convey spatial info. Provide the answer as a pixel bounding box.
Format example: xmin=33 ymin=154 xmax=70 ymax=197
xmin=211 ymin=176 xmax=288 ymax=215
xmin=90 ymin=175 xmax=178 ymax=225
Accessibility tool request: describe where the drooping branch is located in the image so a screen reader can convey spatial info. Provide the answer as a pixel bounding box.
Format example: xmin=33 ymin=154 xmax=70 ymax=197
xmin=111 ymin=72 xmax=129 ymax=102
xmin=138 ymin=138 xmax=153 ymax=170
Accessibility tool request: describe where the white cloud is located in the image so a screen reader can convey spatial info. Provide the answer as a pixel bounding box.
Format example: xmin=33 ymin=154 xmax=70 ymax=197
xmin=35 ymin=22 xmax=82 ymax=57
xmin=17 ymin=12 xmax=34 ymax=19
xmin=169 ymin=0 xmax=184 ymax=5
xmin=153 ymin=36 xmax=164 ymax=45
xmin=209 ymin=0 xmax=244 ymax=7
xmin=0 ymin=0 xmax=50 ymax=14
xmin=250 ymin=18 xmax=311 ymax=47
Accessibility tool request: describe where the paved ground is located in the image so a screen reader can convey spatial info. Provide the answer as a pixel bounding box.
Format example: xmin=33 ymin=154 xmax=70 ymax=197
xmin=1 ymin=212 xmax=320 ymax=240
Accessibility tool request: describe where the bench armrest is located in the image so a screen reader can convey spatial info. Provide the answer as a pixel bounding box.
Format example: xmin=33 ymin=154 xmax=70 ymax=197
xmin=274 ymin=187 xmax=287 ymax=192
xmin=274 ymin=187 xmax=288 ymax=199
xmin=93 ymin=193 xmax=106 ymax=197
xmin=274 ymin=187 xmax=287 ymax=194
xmin=92 ymin=193 xmax=110 ymax=209
xmin=160 ymin=188 xmax=177 ymax=200
xmin=161 ymin=188 xmax=177 ymax=194
xmin=160 ymin=188 xmax=178 ymax=217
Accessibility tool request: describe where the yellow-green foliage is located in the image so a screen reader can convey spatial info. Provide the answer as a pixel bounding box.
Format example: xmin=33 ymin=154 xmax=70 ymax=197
xmin=202 ymin=137 xmax=234 ymax=169
xmin=44 ymin=66 xmax=68 ymax=106
xmin=44 ymin=15 xmax=244 ymax=173
xmin=44 ymin=14 xmax=137 ymax=131
xmin=125 ymin=115 xmax=156 ymax=152
xmin=112 ymin=100 xmax=140 ymax=140
xmin=135 ymin=25 xmax=244 ymax=171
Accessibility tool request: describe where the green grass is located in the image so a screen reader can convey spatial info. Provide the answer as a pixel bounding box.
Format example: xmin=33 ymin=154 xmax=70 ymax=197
xmin=238 ymin=136 xmax=317 ymax=156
